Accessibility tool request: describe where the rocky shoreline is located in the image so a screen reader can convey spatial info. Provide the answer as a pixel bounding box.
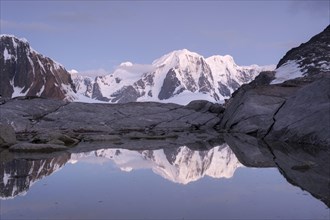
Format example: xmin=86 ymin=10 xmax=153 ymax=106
xmin=0 ymin=98 xmax=224 ymax=153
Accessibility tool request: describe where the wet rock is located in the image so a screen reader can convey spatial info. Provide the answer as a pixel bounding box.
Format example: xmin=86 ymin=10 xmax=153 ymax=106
xmin=0 ymin=98 xmax=221 ymax=152
xmin=0 ymin=124 xmax=16 ymax=147
xmin=32 ymin=132 xmax=80 ymax=146
xmin=83 ymin=134 xmax=121 ymax=142
xmin=9 ymin=143 xmax=67 ymax=152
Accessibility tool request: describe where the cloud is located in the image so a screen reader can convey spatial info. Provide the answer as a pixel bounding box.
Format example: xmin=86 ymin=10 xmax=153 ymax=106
xmin=78 ymin=63 xmax=155 ymax=78
xmin=116 ymin=63 xmax=155 ymax=74
xmin=0 ymin=19 xmax=56 ymax=32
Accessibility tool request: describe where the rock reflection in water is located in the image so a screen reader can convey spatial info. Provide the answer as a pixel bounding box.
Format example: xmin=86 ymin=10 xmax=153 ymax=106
xmin=1 ymin=134 xmax=329 ymax=209
xmin=225 ymin=133 xmax=330 ymax=208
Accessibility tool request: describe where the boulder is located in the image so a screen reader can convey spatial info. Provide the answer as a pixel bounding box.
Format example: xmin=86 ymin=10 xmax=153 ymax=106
xmin=0 ymin=124 xmax=16 ymax=147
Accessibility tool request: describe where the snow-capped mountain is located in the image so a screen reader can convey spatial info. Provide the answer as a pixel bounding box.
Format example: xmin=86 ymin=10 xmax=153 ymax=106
xmin=0 ymin=35 xmax=273 ymax=104
xmin=77 ymin=49 xmax=273 ymax=104
xmin=69 ymin=144 xmax=243 ymax=184
xmin=271 ymin=25 xmax=330 ymax=84
xmin=0 ymin=35 xmax=76 ymax=101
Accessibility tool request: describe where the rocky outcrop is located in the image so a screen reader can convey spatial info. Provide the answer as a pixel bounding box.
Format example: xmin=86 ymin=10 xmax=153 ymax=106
xmin=0 ymin=97 xmax=222 ymax=152
xmin=277 ymin=25 xmax=330 ymax=76
xmin=0 ymin=124 xmax=16 ymax=147
xmin=0 ymin=35 xmax=76 ymax=101
xmin=220 ymin=26 xmax=330 ymax=147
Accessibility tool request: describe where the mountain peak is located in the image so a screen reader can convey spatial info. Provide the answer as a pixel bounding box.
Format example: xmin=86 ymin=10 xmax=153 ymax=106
xmin=0 ymin=34 xmax=29 ymax=44
xmin=152 ymin=49 xmax=202 ymax=67
xmin=0 ymin=35 xmax=76 ymax=100
xmin=206 ymin=55 xmax=236 ymax=65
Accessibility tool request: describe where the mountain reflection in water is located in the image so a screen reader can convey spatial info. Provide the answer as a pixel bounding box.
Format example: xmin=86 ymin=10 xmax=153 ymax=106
xmin=1 ymin=134 xmax=329 ymax=210
xmin=70 ymin=144 xmax=242 ymax=184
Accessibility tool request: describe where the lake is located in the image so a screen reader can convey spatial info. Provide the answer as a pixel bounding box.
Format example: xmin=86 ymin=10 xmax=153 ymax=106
xmin=1 ymin=139 xmax=329 ymax=219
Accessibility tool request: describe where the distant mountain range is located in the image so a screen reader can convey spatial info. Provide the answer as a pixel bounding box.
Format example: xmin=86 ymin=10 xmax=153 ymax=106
xmin=0 ymin=35 xmax=273 ymax=104
xmin=70 ymin=49 xmax=273 ymax=104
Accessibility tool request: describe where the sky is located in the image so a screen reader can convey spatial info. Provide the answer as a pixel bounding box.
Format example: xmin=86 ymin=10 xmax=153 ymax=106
xmin=1 ymin=0 xmax=329 ymax=75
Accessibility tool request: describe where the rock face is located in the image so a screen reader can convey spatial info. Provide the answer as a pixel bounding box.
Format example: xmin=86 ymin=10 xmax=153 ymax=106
xmin=0 ymin=97 xmax=222 ymax=152
xmin=220 ymin=26 xmax=330 ymax=147
xmin=0 ymin=124 xmax=16 ymax=147
xmin=0 ymin=35 xmax=76 ymax=101
xmin=78 ymin=49 xmax=273 ymax=104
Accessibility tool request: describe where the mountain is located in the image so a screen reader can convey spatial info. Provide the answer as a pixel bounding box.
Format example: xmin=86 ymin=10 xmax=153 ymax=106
xmin=80 ymin=49 xmax=273 ymax=104
xmin=70 ymin=144 xmax=243 ymax=184
xmin=0 ymin=35 xmax=76 ymax=101
xmin=220 ymin=25 xmax=330 ymax=147
xmin=0 ymin=35 xmax=273 ymax=104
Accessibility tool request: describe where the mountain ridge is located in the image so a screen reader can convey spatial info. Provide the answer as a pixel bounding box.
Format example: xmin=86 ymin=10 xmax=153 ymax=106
xmin=0 ymin=34 xmax=274 ymax=104
xmin=71 ymin=48 xmax=274 ymax=104
xmin=0 ymin=35 xmax=77 ymax=101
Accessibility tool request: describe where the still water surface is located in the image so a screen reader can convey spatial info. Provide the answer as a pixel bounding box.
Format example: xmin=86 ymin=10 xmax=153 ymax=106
xmin=1 ymin=143 xmax=329 ymax=219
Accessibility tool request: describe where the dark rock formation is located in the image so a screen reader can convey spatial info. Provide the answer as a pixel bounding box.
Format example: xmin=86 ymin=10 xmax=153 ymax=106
xmin=220 ymin=26 xmax=330 ymax=147
xmin=0 ymin=97 xmax=221 ymax=152
xmin=0 ymin=35 xmax=76 ymax=100
xmin=277 ymin=25 xmax=330 ymax=76
xmin=158 ymin=68 xmax=182 ymax=100
xmin=0 ymin=124 xmax=16 ymax=147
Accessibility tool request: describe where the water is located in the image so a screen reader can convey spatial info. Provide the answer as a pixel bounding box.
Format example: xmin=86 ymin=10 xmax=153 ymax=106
xmin=1 ymin=141 xmax=329 ymax=219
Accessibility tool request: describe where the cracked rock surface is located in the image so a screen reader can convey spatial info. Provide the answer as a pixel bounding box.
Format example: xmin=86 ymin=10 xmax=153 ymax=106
xmin=0 ymin=98 xmax=222 ymax=152
xmin=220 ymin=72 xmax=330 ymax=147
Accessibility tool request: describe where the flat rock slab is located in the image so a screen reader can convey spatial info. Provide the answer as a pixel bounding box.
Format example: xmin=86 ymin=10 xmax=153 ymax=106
xmin=0 ymin=98 xmax=222 ymax=152
xmin=9 ymin=143 xmax=68 ymax=152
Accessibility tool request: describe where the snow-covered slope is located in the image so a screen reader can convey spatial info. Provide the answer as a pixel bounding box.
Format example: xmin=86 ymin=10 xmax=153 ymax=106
xmin=271 ymin=25 xmax=330 ymax=84
xmin=82 ymin=49 xmax=274 ymax=105
xmin=0 ymin=35 xmax=76 ymax=101
xmin=69 ymin=144 xmax=243 ymax=184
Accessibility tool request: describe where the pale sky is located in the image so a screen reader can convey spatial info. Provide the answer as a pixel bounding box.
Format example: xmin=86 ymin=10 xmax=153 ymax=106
xmin=1 ymin=0 xmax=329 ymax=73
